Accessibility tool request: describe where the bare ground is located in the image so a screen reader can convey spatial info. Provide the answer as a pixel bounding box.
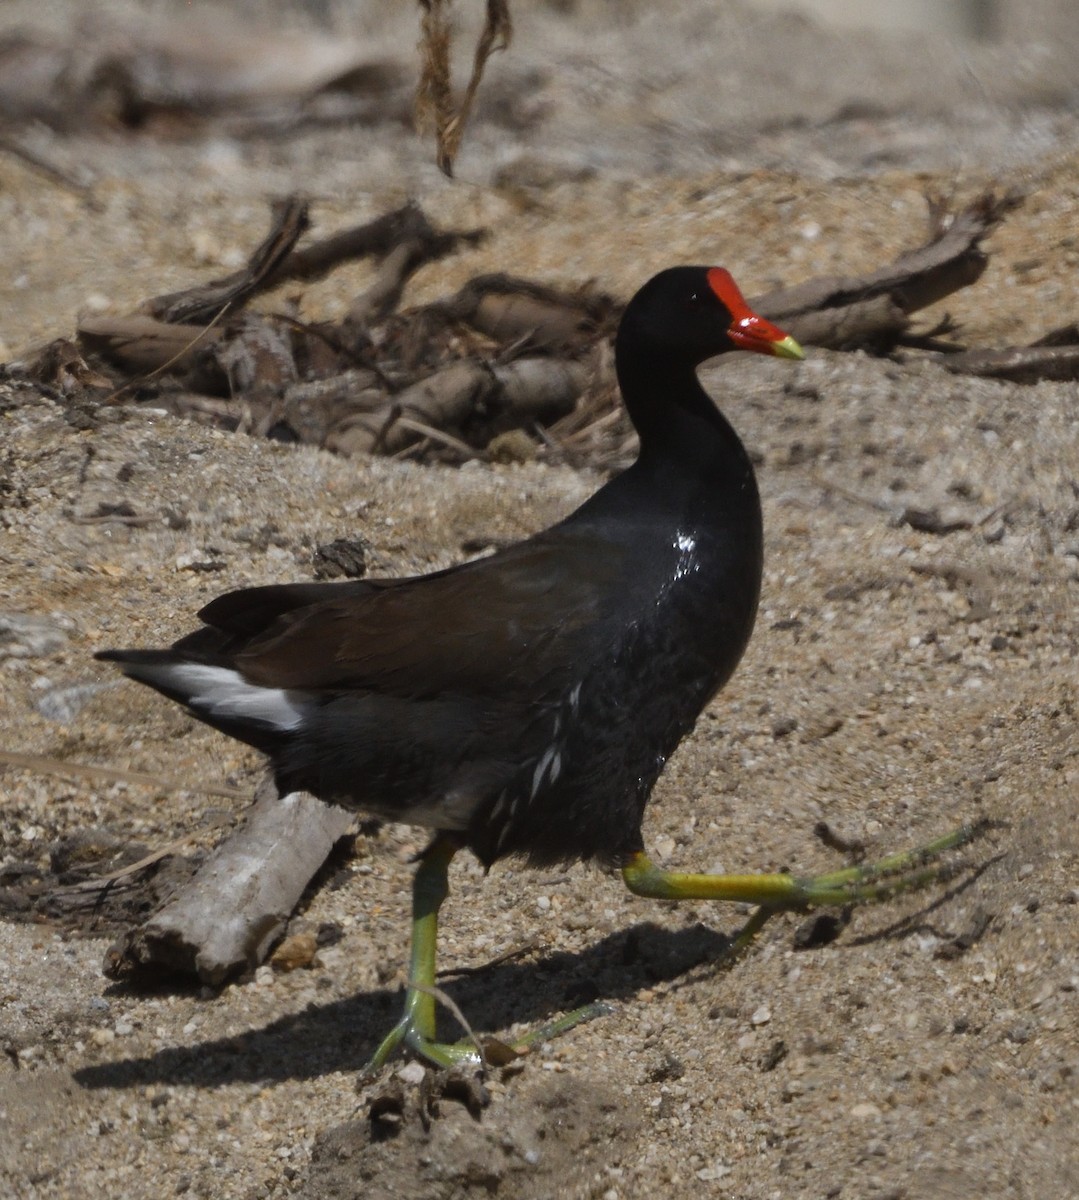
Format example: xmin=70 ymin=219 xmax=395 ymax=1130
xmin=1 ymin=3 xmax=1077 ymax=1198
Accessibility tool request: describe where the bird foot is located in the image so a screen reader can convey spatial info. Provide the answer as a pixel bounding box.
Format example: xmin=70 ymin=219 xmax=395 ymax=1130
xmin=361 ymin=1000 xmax=613 ymax=1081
xmin=785 ymin=819 xmax=993 ymax=909
xmin=362 ymin=1014 xmax=484 ymax=1080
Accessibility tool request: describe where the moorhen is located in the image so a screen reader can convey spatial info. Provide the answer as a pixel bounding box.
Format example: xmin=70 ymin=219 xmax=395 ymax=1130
xmin=98 ymin=266 xmax=977 ymax=1071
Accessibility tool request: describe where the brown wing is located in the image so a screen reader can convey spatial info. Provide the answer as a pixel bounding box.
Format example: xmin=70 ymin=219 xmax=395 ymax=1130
xmin=230 ymin=531 xmax=629 ymax=699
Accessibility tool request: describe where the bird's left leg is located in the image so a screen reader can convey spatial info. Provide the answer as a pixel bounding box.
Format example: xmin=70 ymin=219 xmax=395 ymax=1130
xmin=622 ymin=822 xmax=986 ymax=958
xmin=363 ymin=835 xmax=608 ymax=1077
xmin=364 ymin=835 xmax=483 ymax=1074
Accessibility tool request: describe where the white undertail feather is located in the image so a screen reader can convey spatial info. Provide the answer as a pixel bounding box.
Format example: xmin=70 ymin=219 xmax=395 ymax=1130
xmin=151 ymin=663 xmax=308 ymax=732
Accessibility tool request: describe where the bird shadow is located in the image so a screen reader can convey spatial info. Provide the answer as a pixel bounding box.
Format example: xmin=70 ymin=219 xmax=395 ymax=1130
xmin=72 ymin=919 xmax=731 ymax=1092
xmin=73 ymin=855 xmax=996 ymax=1094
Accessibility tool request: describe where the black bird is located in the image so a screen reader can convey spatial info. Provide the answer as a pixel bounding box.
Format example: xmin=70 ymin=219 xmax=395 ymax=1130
xmin=98 ymin=266 xmax=975 ymax=1070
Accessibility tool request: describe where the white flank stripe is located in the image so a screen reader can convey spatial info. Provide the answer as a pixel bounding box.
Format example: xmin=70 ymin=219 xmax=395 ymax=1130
xmin=162 ymin=664 xmax=307 ymax=731
xmin=531 ymin=744 xmax=557 ymax=799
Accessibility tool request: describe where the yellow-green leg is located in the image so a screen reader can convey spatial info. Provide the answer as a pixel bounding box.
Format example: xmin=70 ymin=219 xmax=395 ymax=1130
xmin=364 ymin=836 xmax=471 ymax=1073
xmin=363 ymin=836 xmax=608 ymax=1076
xmin=622 ymin=822 xmax=985 ymax=956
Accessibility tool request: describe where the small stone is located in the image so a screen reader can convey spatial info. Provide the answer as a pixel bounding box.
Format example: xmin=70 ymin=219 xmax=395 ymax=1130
xmin=751 ymin=1005 xmax=772 ymax=1026
xmin=850 ymin=1102 xmax=882 ymax=1120
xmin=653 ymin=834 xmax=676 ymax=860
xmin=270 ymin=932 xmax=319 ymax=972
xmin=312 ymin=538 xmax=368 ymax=581
xmin=82 ymin=292 xmax=113 ymax=314
xmin=396 ymin=1061 xmax=427 ymax=1086
xmin=487 ymin=429 xmax=538 ymax=463
xmin=0 ymin=612 xmax=71 ymax=660
xmin=36 ymin=682 xmax=113 ymax=724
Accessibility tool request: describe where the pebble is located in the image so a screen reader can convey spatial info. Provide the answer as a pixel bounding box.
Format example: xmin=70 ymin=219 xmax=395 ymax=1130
xmin=396 ymin=1062 xmax=426 ymax=1086
xmin=0 ymin=612 xmax=71 ymax=659
xmin=81 ymin=292 xmax=113 ymax=314
xmin=654 ymin=834 xmax=676 ymax=859
xmin=36 ymin=681 xmax=113 ymax=723
xmin=850 ymin=1102 xmax=882 ymax=1120
xmin=270 ymin=932 xmax=319 ymax=972
xmin=751 ymin=1005 xmax=772 ymax=1026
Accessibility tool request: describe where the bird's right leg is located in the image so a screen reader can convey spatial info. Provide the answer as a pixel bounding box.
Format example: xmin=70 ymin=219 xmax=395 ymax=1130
xmin=622 ymin=821 xmax=989 ymax=959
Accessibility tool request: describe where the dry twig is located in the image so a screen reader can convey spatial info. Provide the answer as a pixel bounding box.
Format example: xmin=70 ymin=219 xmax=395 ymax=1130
xmin=416 ymin=0 xmax=513 ymax=176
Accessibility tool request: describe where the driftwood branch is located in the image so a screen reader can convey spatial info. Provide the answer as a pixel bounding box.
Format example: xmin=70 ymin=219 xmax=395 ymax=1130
xmin=105 ymin=778 xmax=354 ymax=985
xmin=140 ymin=199 xmax=485 ymax=330
xmin=943 ymin=342 xmax=1079 ymax=383
xmin=75 ymin=199 xmax=487 ymax=383
xmin=146 ymin=196 xmax=311 ymax=325
xmin=752 ymin=190 xmax=1023 ymax=350
xmin=56 ymin=188 xmax=1054 ymax=476
xmin=280 ymin=201 xmax=485 ymax=288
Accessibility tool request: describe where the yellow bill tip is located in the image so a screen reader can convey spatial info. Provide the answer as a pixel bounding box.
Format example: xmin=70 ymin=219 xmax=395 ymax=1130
xmin=770 ymin=334 xmax=805 ymax=361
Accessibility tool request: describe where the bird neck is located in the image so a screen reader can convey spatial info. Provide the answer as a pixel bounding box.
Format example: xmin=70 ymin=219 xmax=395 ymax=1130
xmin=615 ymin=342 xmax=755 ymax=484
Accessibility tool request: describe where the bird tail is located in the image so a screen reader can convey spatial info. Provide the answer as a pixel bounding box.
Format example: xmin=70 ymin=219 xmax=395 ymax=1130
xmin=96 ymin=649 xmax=308 ymax=753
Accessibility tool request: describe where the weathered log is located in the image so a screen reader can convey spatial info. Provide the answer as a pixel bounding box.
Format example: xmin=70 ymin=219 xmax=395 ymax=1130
xmin=104 ymin=778 xmax=354 ymax=985
xmin=491 ymin=356 xmax=587 ymax=420
xmin=770 ymin=294 xmax=909 ymax=351
xmin=327 ymin=360 xmax=495 ymax=457
xmin=324 ymin=356 xmax=587 ymax=458
xmin=445 ymin=273 xmax=618 ymax=350
xmin=76 ymin=314 xmax=223 ymax=375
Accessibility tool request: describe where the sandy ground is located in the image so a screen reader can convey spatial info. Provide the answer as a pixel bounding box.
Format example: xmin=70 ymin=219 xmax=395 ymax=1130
xmin=1 ymin=2 xmax=1077 ymax=1198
